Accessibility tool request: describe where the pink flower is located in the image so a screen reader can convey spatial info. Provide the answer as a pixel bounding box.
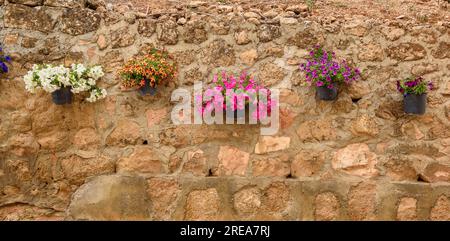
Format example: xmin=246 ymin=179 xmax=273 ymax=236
xmin=245 ymin=83 xmax=254 ymax=91
xmin=205 ymin=102 xmax=214 ymax=112
xmin=195 ymin=94 xmax=202 ymax=103
xmin=197 ymin=71 xmax=276 ymax=121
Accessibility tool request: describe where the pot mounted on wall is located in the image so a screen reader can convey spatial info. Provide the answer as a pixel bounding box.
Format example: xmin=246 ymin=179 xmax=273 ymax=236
xmin=397 ymin=76 xmax=432 ymax=115
xmin=316 ymin=86 xmax=338 ymax=101
xmin=119 ymin=49 xmax=176 ymax=97
xmin=139 ymin=78 xmax=157 ymax=96
xmin=224 ymin=104 xmax=249 ymax=122
xmin=404 ymin=93 xmax=426 ymax=115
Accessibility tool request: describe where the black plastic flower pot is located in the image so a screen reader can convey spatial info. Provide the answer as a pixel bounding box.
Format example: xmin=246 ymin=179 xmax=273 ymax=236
xmin=225 ymin=108 xmax=245 ymax=119
xmin=404 ymin=93 xmax=426 ymax=115
xmin=224 ymin=104 xmax=249 ymax=122
xmin=51 ymin=87 xmax=73 ymax=105
xmin=316 ymin=86 xmax=338 ymax=101
xmin=138 ymin=78 xmax=157 ymax=96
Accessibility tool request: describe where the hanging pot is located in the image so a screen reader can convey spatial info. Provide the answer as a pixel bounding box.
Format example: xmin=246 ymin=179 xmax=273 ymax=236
xmin=404 ymin=93 xmax=426 ymax=115
xmin=138 ymin=78 xmax=157 ymax=96
xmin=225 ymin=107 xmax=245 ymax=119
xmin=224 ymin=103 xmax=250 ymax=123
xmin=316 ymin=85 xmax=338 ymax=101
xmin=51 ymin=87 xmax=73 ymax=105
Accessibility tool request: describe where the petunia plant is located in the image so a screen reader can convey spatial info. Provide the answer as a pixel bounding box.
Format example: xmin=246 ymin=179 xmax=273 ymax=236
xmin=300 ymin=45 xmax=361 ymax=89
xmin=299 ymin=45 xmax=362 ymax=101
xmin=397 ymin=76 xmax=432 ymax=115
xmin=397 ymin=76 xmax=433 ymax=96
xmin=195 ymin=71 xmax=275 ymax=122
xmin=119 ymin=48 xmax=176 ymax=95
xmin=23 ymin=63 xmax=107 ymax=103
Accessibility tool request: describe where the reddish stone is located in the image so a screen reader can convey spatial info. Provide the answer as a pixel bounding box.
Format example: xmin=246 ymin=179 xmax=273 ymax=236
xmin=117 ymin=147 xmax=163 ymax=175
xmin=397 ymin=197 xmax=418 ymax=221
xmin=430 ymin=195 xmax=450 ymax=221
xmin=291 ymin=150 xmax=325 ymax=177
xmin=252 ymin=154 xmax=290 ymax=177
xmin=217 ymin=146 xmax=250 ymax=176
xmin=347 ymin=182 xmax=377 ymax=221
xmin=233 ymin=187 xmax=262 ymax=217
xmin=184 ymin=188 xmax=221 ymax=220
xmin=254 ymin=136 xmax=290 ymax=154
xmin=147 ymin=178 xmax=180 ymax=220
xmin=146 ymin=107 xmax=167 ymax=128
xmin=332 ymin=144 xmax=379 ymax=178
xmin=421 ymin=163 xmax=450 ymax=183
xmin=315 ymin=192 xmax=340 ymax=221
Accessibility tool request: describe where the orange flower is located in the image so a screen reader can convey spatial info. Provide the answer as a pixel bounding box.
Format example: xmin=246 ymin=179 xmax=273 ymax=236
xmin=118 ymin=48 xmax=177 ymax=89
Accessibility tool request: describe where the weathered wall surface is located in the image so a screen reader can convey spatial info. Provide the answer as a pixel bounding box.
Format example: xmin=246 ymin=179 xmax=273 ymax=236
xmin=0 ymin=1 xmax=449 ymax=220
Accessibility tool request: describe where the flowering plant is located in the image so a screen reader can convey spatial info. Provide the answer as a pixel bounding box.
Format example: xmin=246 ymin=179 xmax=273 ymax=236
xmin=119 ymin=48 xmax=176 ymax=89
xmin=397 ymin=76 xmax=432 ymax=96
xmin=195 ymin=71 xmax=275 ymax=121
xmin=0 ymin=45 xmax=11 ymax=74
xmin=300 ymin=45 xmax=361 ymax=89
xmin=23 ymin=64 xmax=107 ymax=102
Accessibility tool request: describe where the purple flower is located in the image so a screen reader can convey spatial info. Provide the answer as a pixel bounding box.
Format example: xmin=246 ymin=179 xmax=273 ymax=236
xmin=5 ymin=56 xmax=11 ymax=62
xmin=300 ymin=45 xmax=360 ymax=88
xmin=405 ymin=81 xmax=416 ymax=87
xmin=398 ymin=76 xmax=432 ymax=95
xmin=327 ymin=84 xmax=334 ymax=89
xmin=396 ymin=80 xmax=403 ymax=93
xmin=0 ymin=62 xmax=8 ymax=73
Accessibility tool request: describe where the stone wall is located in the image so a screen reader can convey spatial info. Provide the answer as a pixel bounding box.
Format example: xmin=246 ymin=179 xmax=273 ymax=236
xmin=0 ymin=0 xmax=449 ymax=220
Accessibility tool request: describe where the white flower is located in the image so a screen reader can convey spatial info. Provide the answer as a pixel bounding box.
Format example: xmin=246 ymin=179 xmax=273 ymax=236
xmin=34 ymin=65 xmax=67 ymax=93
xmin=71 ymin=84 xmax=88 ymax=94
xmin=87 ymin=78 xmax=96 ymax=86
xmin=23 ymin=70 xmax=39 ymax=93
xmin=86 ymin=88 xmax=107 ymax=102
xmin=55 ymin=65 xmax=71 ymax=86
xmin=22 ymin=64 xmax=65 ymax=93
xmin=31 ymin=64 xmax=41 ymax=71
xmin=71 ymin=63 xmax=87 ymax=77
xmin=23 ymin=63 xmax=107 ymax=101
xmin=86 ymin=93 xmax=96 ymax=102
xmin=71 ymin=77 xmax=91 ymax=93
xmin=87 ymin=66 xmax=104 ymax=80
